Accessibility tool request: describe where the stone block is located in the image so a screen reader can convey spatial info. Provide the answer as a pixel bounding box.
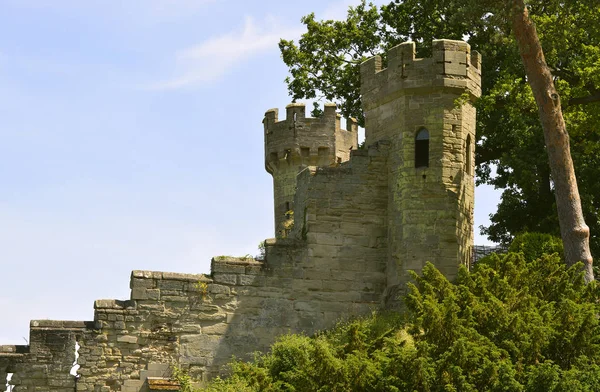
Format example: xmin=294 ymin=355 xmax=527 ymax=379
xmin=291 ymin=279 xmax=322 ymax=292
xmin=147 ymin=289 xmax=160 ymax=300
xmin=307 ymin=244 xmax=339 ymax=258
xmin=212 ymin=263 xmax=246 ymax=274
xmin=158 ymin=280 xmax=184 ymax=291
xmin=116 ymin=336 xmax=138 ymax=344
xmin=162 ymin=295 xmax=189 ymax=303
xmin=132 ymin=270 xmax=155 ymax=279
xmin=293 ymin=301 xmax=319 ymax=313
xmin=201 ymin=323 xmax=228 ymax=335
xmin=131 ymin=288 xmax=149 ymax=300
xmin=208 ymin=284 xmax=230 ymax=295
xmin=238 ymin=274 xmax=264 ymax=286
xmin=212 ymin=274 xmax=237 ymax=285
xmin=245 ymin=264 xmax=264 ymax=275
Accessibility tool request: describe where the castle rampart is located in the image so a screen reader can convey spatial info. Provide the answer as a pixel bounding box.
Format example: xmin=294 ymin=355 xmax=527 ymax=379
xmin=1 ymin=39 xmax=480 ymax=391
xmin=2 ymin=248 xmax=386 ymax=390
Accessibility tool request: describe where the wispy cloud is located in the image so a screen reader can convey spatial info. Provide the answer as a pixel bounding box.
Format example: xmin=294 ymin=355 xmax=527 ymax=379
xmin=149 ymin=16 xmax=302 ymax=90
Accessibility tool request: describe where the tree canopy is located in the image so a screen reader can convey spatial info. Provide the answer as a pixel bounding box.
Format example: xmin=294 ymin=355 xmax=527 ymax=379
xmin=278 ymin=0 xmax=600 ymax=256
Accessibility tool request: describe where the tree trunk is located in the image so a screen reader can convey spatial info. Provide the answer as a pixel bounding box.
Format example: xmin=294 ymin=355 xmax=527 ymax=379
xmin=511 ymin=0 xmax=594 ymax=282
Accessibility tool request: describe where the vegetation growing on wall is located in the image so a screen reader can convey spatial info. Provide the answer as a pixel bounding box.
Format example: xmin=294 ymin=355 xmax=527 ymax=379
xmin=194 ymin=234 xmax=600 ymax=391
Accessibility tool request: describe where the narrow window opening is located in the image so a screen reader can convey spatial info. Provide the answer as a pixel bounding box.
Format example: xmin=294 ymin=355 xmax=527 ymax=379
xmin=465 ymin=135 xmax=472 ymax=175
xmin=293 ymin=112 xmax=297 ymax=123
xmin=285 ymin=202 xmax=291 ymax=212
xmin=415 ymin=128 xmax=429 ymax=168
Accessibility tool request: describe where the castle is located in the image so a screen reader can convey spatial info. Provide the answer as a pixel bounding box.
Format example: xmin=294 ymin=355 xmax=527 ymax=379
xmin=0 ymin=39 xmax=480 ymax=391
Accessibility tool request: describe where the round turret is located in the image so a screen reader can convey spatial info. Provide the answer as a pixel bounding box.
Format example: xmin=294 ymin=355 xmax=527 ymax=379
xmin=263 ymin=103 xmax=358 ymax=237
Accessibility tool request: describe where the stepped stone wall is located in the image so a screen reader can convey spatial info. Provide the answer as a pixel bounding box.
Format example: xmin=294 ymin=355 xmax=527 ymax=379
xmin=1 ymin=39 xmax=480 ymax=391
xmin=0 ymin=233 xmax=386 ymax=391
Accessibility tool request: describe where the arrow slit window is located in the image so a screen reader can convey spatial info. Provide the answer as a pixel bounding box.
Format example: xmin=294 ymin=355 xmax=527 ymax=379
xmin=415 ymin=128 xmax=429 ymax=168
xmin=465 ymin=134 xmax=472 ymax=175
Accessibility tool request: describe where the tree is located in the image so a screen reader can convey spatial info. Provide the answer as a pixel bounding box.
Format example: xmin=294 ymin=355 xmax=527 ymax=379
xmin=509 ymin=0 xmax=593 ymax=280
xmin=279 ymin=0 xmax=600 ymax=273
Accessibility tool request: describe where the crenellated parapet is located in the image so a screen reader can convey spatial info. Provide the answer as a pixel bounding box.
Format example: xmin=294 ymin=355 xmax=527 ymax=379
xmin=264 ymin=103 xmax=358 ymax=173
xmin=264 ymin=102 xmax=358 ymax=238
xmin=360 ymin=39 xmax=481 ymax=114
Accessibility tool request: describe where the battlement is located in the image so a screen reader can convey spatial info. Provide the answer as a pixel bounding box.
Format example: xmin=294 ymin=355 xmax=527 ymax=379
xmin=1 ymin=36 xmax=481 ymax=391
xmin=361 ymin=39 xmax=481 ymax=111
xmin=264 ymin=102 xmax=356 ymax=134
xmin=264 ymin=103 xmax=358 ymax=171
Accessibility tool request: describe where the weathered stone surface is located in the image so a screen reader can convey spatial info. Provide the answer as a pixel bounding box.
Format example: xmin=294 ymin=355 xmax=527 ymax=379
xmin=0 ymin=39 xmax=478 ymax=392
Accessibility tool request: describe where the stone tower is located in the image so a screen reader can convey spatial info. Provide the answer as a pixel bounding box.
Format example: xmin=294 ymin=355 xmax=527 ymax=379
xmin=264 ymin=103 xmax=358 ymax=237
xmin=360 ymin=39 xmax=481 ymax=287
xmin=0 ymin=39 xmax=483 ymax=390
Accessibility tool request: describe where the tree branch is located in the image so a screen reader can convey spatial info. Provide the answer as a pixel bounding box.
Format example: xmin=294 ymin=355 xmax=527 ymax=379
xmin=568 ymin=92 xmax=600 ymax=107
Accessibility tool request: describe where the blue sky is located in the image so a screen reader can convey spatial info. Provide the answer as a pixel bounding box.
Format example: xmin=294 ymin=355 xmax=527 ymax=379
xmin=0 ymin=0 xmax=499 ymax=344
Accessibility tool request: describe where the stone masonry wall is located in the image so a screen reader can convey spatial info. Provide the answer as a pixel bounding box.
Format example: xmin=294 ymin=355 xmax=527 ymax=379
xmin=0 ymin=345 xmax=26 ymax=392
xmin=0 ymin=321 xmax=87 ymax=392
xmin=2 ymin=237 xmax=386 ymax=391
xmin=360 ymin=40 xmax=481 ymax=289
xmin=1 ymin=141 xmax=389 ymax=392
xmin=0 ymin=39 xmax=479 ymax=391
xmin=289 ymin=142 xmax=389 ymax=298
xmin=265 ymin=103 xmax=358 ymax=237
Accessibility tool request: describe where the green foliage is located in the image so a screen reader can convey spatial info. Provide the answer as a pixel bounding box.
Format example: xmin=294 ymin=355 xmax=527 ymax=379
xmin=279 ymin=0 xmax=600 ymax=257
xmin=509 ymin=232 xmax=564 ymax=261
xmin=193 ymin=281 xmax=209 ymax=301
xmin=171 ymin=366 xmax=195 ymax=392
xmin=279 ymin=1 xmax=383 ymax=124
xmin=204 ymin=253 xmax=600 ymax=391
xmin=257 ymin=241 xmax=266 ymax=260
xmin=202 ymin=375 xmax=255 ymax=392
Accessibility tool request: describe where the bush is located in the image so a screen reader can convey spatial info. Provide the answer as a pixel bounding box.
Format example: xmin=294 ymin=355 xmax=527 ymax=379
xmin=201 ymin=252 xmax=600 ymax=391
xmin=508 ymin=232 xmax=564 ymax=261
